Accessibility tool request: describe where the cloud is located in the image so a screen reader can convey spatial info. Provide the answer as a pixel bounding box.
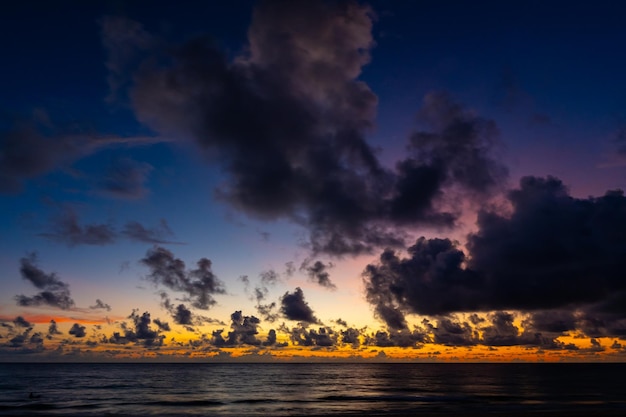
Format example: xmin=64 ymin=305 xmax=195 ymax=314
xmin=364 ymin=328 xmax=428 ymax=348
xmin=122 ymin=219 xmax=178 ymax=244
xmin=48 ymin=320 xmax=61 ymax=337
xmin=15 ymin=254 xmax=75 ymax=310
xmin=38 ymin=208 xmax=115 ymax=246
xmin=173 ymin=304 xmax=193 ymax=326
xmin=13 ymin=316 xmax=32 ymax=328
xmin=341 ymin=327 xmax=361 ymax=347
xmin=211 ymin=311 xmax=281 ymax=347
xmin=99 ymin=157 xmax=153 ymax=199
xmin=280 ymin=287 xmax=318 ymax=323
xmin=300 ymin=259 xmax=336 ymax=290
xmin=108 ymin=310 xmax=165 ymax=347
xmin=153 ymin=318 xmax=171 ymax=332
xmin=69 ymin=323 xmax=86 ymax=338
xmin=363 ymin=176 xmax=626 ymax=337
xmin=141 ymin=246 xmax=225 ymax=310
xmin=242 ymin=270 xmax=281 ymax=322
xmin=286 ymin=324 xmax=337 ymax=347
xmin=40 ymin=208 xmax=178 ymax=246
xmin=90 ymin=299 xmax=112 ymax=312
xmin=104 ymin=1 xmax=505 ymax=258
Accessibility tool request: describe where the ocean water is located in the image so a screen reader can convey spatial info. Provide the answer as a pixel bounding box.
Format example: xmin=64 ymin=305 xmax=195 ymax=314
xmin=1 ymin=363 xmax=625 ymax=416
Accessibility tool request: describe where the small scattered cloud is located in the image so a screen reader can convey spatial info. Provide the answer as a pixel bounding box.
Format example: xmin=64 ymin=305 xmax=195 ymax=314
xmin=280 ymin=287 xmax=319 ymax=324
xmin=15 ymin=254 xmax=75 ymax=310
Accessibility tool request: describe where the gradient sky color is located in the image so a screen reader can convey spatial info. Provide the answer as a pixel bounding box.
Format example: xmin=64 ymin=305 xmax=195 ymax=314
xmin=1 ymin=0 xmax=626 ymax=362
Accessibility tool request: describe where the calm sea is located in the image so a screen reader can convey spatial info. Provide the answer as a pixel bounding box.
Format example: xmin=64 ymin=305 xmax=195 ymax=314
xmin=0 ymin=363 xmax=625 ymax=416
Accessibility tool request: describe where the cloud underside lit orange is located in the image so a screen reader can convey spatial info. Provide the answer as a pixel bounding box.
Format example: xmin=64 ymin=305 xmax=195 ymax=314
xmin=2 ymin=315 xmax=625 ymax=362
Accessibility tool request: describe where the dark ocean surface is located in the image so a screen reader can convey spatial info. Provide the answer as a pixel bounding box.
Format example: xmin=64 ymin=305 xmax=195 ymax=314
xmin=1 ymin=363 xmax=625 ymax=416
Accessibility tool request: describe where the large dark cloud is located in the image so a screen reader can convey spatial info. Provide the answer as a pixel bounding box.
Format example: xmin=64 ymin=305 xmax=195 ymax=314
xmin=141 ymin=246 xmax=225 ymax=310
xmin=103 ymin=2 xmax=505 ymax=257
xmin=280 ymin=287 xmax=318 ymax=323
xmin=15 ymin=254 xmax=75 ymax=310
xmin=364 ymin=176 xmax=626 ymax=336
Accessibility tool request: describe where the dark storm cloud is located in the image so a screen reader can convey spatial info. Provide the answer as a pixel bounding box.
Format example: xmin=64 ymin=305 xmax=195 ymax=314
xmin=408 ymin=91 xmax=507 ymax=196
xmin=280 ymin=287 xmax=318 ymax=323
xmin=364 ymin=176 xmax=626 ymax=336
xmin=300 ymin=259 xmax=336 ymax=290
xmin=90 ymin=299 xmax=112 ymax=312
xmin=15 ymin=254 xmax=75 ymax=310
xmin=141 ymin=246 xmax=225 ymax=310
xmin=69 ymin=323 xmax=86 ymax=338
xmin=122 ymin=219 xmax=178 ymax=244
xmin=107 ymin=2 xmax=506 ymax=257
xmin=99 ymin=157 xmax=152 ymax=199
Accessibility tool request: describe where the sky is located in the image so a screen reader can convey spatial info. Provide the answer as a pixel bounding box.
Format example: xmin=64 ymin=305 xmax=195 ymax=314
xmin=1 ymin=0 xmax=626 ymax=362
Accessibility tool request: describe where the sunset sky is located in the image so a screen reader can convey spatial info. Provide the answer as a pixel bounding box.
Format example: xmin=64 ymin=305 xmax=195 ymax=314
xmin=2 ymin=0 xmax=626 ymax=362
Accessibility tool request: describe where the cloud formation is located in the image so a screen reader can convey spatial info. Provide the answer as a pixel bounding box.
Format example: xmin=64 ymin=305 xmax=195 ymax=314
xmin=121 ymin=219 xmax=178 ymax=244
xmin=301 ymin=259 xmax=336 ymax=290
xmin=280 ymin=287 xmax=318 ymax=323
xmin=69 ymin=323 xmax=86 ymax=338
xmin=103 ymin=1 xmax=506 ymax=257
xmin=108 ymin=310 xmax=165 ymax=347
xmin=141 ymin=246 xmax=225 ymax=310
xmin=90 ymin=299 xmax=112 ymax=312
xmin=40 ymin=208 xmax=178 ymax=246
xmin=39 ymin=208 xmax=115 ymax=246
xmin=364 ymin=176 xmax=626 ymax=336
xmin=15 ymin=254 xmax=75 ymax=310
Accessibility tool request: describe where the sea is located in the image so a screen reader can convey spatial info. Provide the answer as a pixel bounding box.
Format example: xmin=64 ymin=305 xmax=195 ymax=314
xmin=1 ymin=363 xmax=625 ymax=416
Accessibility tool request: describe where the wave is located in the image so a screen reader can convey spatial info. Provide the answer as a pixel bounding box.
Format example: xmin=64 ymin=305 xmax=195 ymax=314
xmin=142 ymin=400 xmax=224 ymax=407
xmin=319 ymin=393 xmax=475 ymax=403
